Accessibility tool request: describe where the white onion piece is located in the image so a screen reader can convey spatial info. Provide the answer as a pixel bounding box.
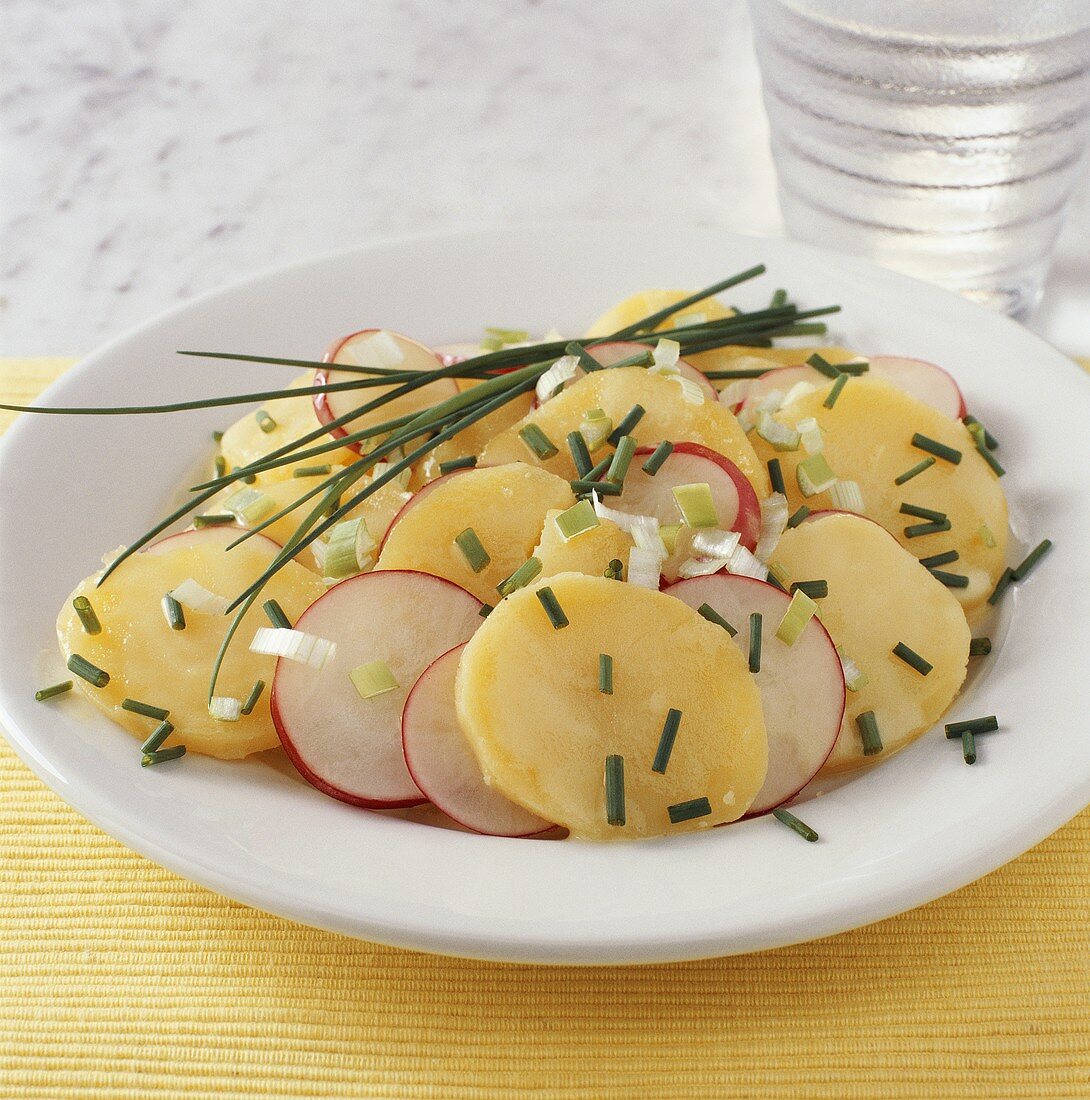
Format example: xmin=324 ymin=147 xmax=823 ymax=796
xmin=755 ymin=493 xmax=789 ymax=563
xmin=169 ymin=579 xmax=230 ymax=615
xmin=651 ymin=338 xmax=680 ymax=372
xmin=691 ymin=528 xmax=741 ymax=560
xmin=829 ymin=480 xmax=865 ymax=513
xmin=209 ymin=696 xmax=242 ymax=722
xmin=250 ymin=627 xmax=337 ymax=669
xmin=726 ymin=543 xmax=768 ymax=580
xmin=627 ymin=546 xmax=663 ymax=589
xmin=535 ymin=355 xmax=579 ymax=403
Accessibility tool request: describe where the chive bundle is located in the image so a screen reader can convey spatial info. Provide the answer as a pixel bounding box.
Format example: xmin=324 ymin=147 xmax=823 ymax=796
xmin=652 ymin=709 xmax=682 ymax=774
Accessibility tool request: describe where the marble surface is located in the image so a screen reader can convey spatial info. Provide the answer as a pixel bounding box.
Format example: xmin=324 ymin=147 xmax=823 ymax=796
xmin=2 ymin=0 xmax=1088 ymax=356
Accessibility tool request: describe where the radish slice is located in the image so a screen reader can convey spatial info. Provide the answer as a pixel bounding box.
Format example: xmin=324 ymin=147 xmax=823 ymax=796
xmin=402 ymin=643 xmax=552 ymax=837
xmin=271 ymin=569 xmax=482 ymax=808
xmin=314 ymin=329 xmax=458 ymax=452
xmin=666 ymin=573 xmax=844 ymax=815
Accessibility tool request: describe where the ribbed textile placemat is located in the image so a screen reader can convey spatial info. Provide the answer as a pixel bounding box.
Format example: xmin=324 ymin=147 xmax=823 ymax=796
xmin=1 ymin=357 xmax=1088 ymax=1100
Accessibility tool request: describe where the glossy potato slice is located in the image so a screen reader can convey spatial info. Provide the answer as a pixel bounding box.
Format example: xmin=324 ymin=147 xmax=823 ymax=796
xmin=479 ymin=367 xmax=768 ymax=496
xmin=534 ymin=509 xmax=634 ymax=581
xmin=57 ymin=527 xmax=325 ymax=759
xmin=455 ymin=573 xmax=768 ymax=839
xmin=420 ymin=390 xmax=535 ymax=483
xmin=376 ymin=464 xmax=575 ymax=604
xmin=749 ymin=377 xmax=1007 ymax=612
xmin=773 ymin=513 xmax=970 ymax=773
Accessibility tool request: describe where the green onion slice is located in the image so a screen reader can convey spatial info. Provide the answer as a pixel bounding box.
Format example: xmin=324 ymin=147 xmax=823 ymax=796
xmin=350 ymin=660 xmax=399 ymax=700
xmin=256 ymin=410 xmax=277 ymax=434
xmin=454 ymin=527 xmax=491 ymax=573
xmin=555 ymin=499 xmax=600 ymax=543
xmin=796 ymin=453 xmax=836 ymax=497
xmin=776 ymin=590 xmax=816 ymax=646
xmin=672 ymin=483 xmax=719 ymax=528
xmin=580 ymin=408 xmax=613 ymax=452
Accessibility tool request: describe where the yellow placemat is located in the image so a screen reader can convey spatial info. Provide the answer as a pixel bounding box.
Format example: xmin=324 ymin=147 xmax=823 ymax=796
xmin=2 ymin=356 xmax=1088 ymax=1100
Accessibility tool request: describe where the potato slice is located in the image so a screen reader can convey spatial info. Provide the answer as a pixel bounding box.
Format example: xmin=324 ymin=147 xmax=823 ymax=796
xmin=479 ymin=367 xmax=768 ymax=496
xmin=772 ymin=513 xmax=970 ymax=773
xmin=535 ymin=509 xmax=634 ymax=581
xmin=420 ymin=390 xmax=535 ymax=483
xmin=750 ymin=376 xmax=1007 ymax=613
xmin=456 ymin=573 xmax=768 ymax=839
xmin=57 ymin=527 xmax=325 ymax=759
xmin=376 ymin=464 xmax=575 ymax=604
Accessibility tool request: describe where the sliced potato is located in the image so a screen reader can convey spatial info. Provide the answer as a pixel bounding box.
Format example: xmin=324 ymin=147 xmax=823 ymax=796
xmin=420 ymin=391 xmax=535 ymax=483
xmin=456 ymin=572 xmax=768 ymax=839
xmin=750 ymin=376 xmax=1007 ymax=613
xmin=376 ymin=464 xmax=575 ymax=604
xmin=535 ymin=509 xmax=634 ymax=581
xmin=584 ymin=288 xmax=736 ymax=340
xmin=479 ymin=367 xmax=768 ymax=496
xmin=773 ymin=513 xmax=970 ymax=773
xmin=57 ymin=527 xmax=325 ymax=759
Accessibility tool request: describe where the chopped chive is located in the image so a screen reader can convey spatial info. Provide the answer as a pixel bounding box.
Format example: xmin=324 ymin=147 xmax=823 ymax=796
xmin=642 ymin=440 xmax=674 ymax=476
xmin=703 ymin=367 xmax=773 ymax=379
xmin=823 ymin=372 xmax=849 ymax=408
xmin=142 ymin=745 xmax=186 ymax=767
xmin=478 ymin=603 xmax=493 ymax=618
xmin=969 ymin=637 xmax=992 ymax=657
xmin=122 ymin=698 xmax=170 ymax=721
xmin=807 ymin=353 xmax=841 ymax=379
xmin=585 ymin=455 xmax=612 ymax=482
xmin=536 ymin=586 xmax=569 ymax=629
xmin=293 ymin=464 xmax=332 ymax=478
xmin=900 ymin=502 xmax=948 ymax=523
xmin=212 ymin=430 xmax=224 ymax=443
xmin=904 ymin=519 xmax=952 ymax=538
xmin=790 ymin=580 xmax=828 ymax=599
xmin=962 ymin=729 xmax=977 ymax=764
xmin=214 ymin=454 xmax=228 ymax=479
xmin=930 ymin=568 xmax=970 ymax=588
xmin=606 ymin=435 xmax=637 ymax=483
xmin=786 ymin=505 xmax=810 ymax=529
xmin=911 ymin=433 xmax=961 ymax=465
xmin=697 ymin=602 xmax=737 ymax=637
xmin=1012 ymin=539 xmax=1052 ymax=581
xmin=193 ymin=513 xmax=236 ymax=528
xmin=570 ymin=479 xmax=622 ymax=496
xmin=765 ymin=571 xmax=787 ymax=593
xmin=496 ymin=556 xmax=542 ymax=597
xmin=66 ymin=653 xmax=109 ymax=688
xmin=767 ymin=458 xmax=786 ymax=496
xmin=748 ymin=612 xmax=763 ymax=673
xmin=243 ymin=474 xmax=257 ymax=484
xmin=987 ymin=568 xmax=1015 ymax=605
xmin=919 ymin=549 xmax=959 ymax=569
xmin=161 ymin=593 xmax=186 ymax=631
xmin=772 ymin=807 xmax=819 ymax=842
xmin=892 ymin=642 xmax=932 ymax=676
xmin=518 ymin=424 xmax=559 ymax=460
xmin=256 ymin=410 xmax=277 ymax=434
xmin=652 ymin=708 xmax=682 ymax=774
xmin=598 ymin=653 xmax=613 ymax=695
xmin=945 ymin=715 xmax=998 ymax=737
xmin=263 ymin=599 xmax=291 ymax=629
xmin=841 ymin=360 xmax=870 ymax=375
xmin=566 ymin=341 xmax=605 ymax=374
xmin=35 ymin=681 xmax=73 ymax=702
xmin=668 ymin=796 xmax=712 ymax=825
xmin=73 ymin=596 xmax=102 ymax=635
xmin=555 ymin=499 xmax=599 ymax=541
xmin=894 ymin=457 xmax=935 ymax=485
xmin=141 ymin=720 xmax=174 ymax=754
xmin=240 ymin=679 xmax=266 ymax=715
xmin=438 ymin=454 xmax=478 ymax=475
xmin=454 ymin=527 xmax=491 ymax=573
xmin=770 ymin=288 xmax=788 ymax=309
xmin=963 ymin=415 xmax=999 ymax=451
xmin=856 ymin=710 xmax=883 ymax=756
xmin=566 ymin=431 xmax=593 ymax=478
xmin=604 ymin=558 xmax=624 ymax=581
xmin=608 ymin=404 xmax=645 ymax=446
xmin=605 ymin=755 xmax=626 ymax=826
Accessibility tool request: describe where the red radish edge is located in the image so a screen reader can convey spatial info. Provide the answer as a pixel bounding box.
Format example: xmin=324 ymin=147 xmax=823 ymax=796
xmin=867 ymin=355 xmax=967 ymax=419
xmin=378 ymin=468 xmax=473 ymax=554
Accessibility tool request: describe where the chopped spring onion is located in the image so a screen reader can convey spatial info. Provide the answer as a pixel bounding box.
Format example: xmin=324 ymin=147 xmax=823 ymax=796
xmin=659 ymin=523 xmax=681 ymax=556
xmin=250 ymin=627 xmax=336 ymax=669
xmin=604 ymin=558 xmax=624 ymax=581
xmin=193 ymin=513 xmax=236 ymax=528
xmin=945 ymin=715 xmax=998 ymax=738
xmin=255 ymin=410 xmax=277 ymax=434
xmin=765 ymin=561 xmax=789 ymax=591
xmin=782 ymin=380 xmax=819 ymax=408
xmin=483 ymin=326 xmax=529 ymax=345
xmin=555 ymin=499 xmax=600 ymax=542
xmin=67 ymin=653 xmax=109 ymax=688
xmin=608 ymin=404 xmax=646 ymax=447
xmin=122 ymin=698 xmax=170 ymax=721
xmin=894 ymin=457 xmax=935 ymax=485
xmin=630 ymin=515 xmax=667 ymax=559
xmin=823 ymin=373 xmax=849 ymax=408
xmin=294 ymin=464 xmax=332 ymax=478
xmin=209 ymin=696 xmax=242 ymax=722
xmin=807 ymin=353 xmax=841 ymax=379
xmin=756 ymin=493 xmax=787 ymax=567
xmin=797 ymin=417 xmax=823 ymax=455
xmin=1012 ymin=538 xmax=1052 ymax=581
xmin=892 ymin=642 xmax=932 ymax=676
xmin=627 ymin=546 xmax=664 ymax=589
xmin=668 ymin=797 xmax=712 ymax=825
xmin=767 ymin=458 xmax=786 ymax=496
xmin=535 ymin=355 xmax=579 ymax=403
xmin=961 ymin=729 xmax=977 ymax=764
xmin=677 ymin=554 xmax=729 ymax=579
xmin=775 ymin=590 xmax=816 ymax=646
xmin=496 ymin=557 xmax=542 ymax=597
xmin=241 ymin=679 xmax=266 ymax=715
xmin=725 ymin=542 xmax=768 ymax=581
xmin=919 ymin=549 xmax=959 ymax=569
xmin=171 ymin=579 xmax=229 ymax=615
xmin=904 ymin=519 xmax=951 ymax=538
xmin=978 ymin=523 xmax=996 ymax=548
xmin=796 ymin=453 xmax=836 ymax=497
xmin=141 ymin=720 xmax=174 ymax=754
xmin=607 ymin=435 xmax=637 ymax=483
xmin=748 ymin=612 xmax=763 ymax=672
xmin=900 ymin=502 xmax=948 ymax=523
xmin=717 ymin=380 xmax=752 ymax=407
xmin=697 ymin=602 xmax=737 ymax=636
xmin=605 ymin=755 xmax=626 ymax=826
xmin=691 ymin=528 xmax=741 ymax=560
xmin=987 ymin=567 xmax=1015 ymax=606
xmin=438 ymin=454 xmax=478 ymax=475
xmin=318 ymin=517 xmax=376 ymax=579
xmin=142 ymin=745 xmax=186 ymax=767
xmin=650 ymin=338 xmax=680 ymax=372
xmin=369 ymin=459 xmax=412 ymax=490
xmin=790 ymin=579 xmax=828 ymax=599
xmin=642 ymin=440 xmax=674 ymax=476
xmin=672 ymin=375 xmax=705 ymax=405
xmin=829 ymin=480 xmax=864 ymax=513
xmin=911 ymin=433 xmax=961 ymax=465
xmin=161 ymin=593 xmax=186 ymax=631
xmin=536 ymin=586 xmax=569 ymax=629
xmin=969 ymin=637 xmax=992 ymax=657
xmin=963 ymin=415 xmax=999 ymax=451
xmin=975 ymin=442 xmax=1005 ymax=477
xmin=263 ymin=599 xmax=291 ymax=629
xmin=856 ymin=710 xmax=883 ymax=756
xmin=772 ymin=807 xmax=819 ymax=842
xmin=839 ymin=651 xmax=868 ymax=692
xmin=580 ymin=408 xmax=613 ymax=452
xmin=566 ymin=431 xmax=593 ymax=478
xmin=350 ymin=660 xmax=399 ymax=699
xmin=757 ymin=411 xmax=800 ymax=451
xmin=454 ymin=527 xmax=491 ymax=573
xmin=652 ymin=708 xmax=682 ymax=774
xmin=786 ymin=505 xmax=810 ymax=529
xmin=672 ymin=483 xmax=719 ymax=529
xmin=598 ymin=653 xmax=613 ymax=695
xmin=518 ymin=424 xmax=559 ymax=460
xmin=930 ymin=568 xmax=969 ymax=588
xmin=35 ymin=681 xmax=73 ymax=702
xmin=72 ymin=596 xmax=102 ymax=635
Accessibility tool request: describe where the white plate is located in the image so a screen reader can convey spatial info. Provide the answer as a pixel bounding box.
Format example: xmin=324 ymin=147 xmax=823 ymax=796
xmin=1 ymin=223 xmax=1087 ymax=964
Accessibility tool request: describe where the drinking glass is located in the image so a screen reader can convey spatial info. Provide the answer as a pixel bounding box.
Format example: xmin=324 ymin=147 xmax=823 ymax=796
xmin=748 ymin=0 xmax=1090 ymax=318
